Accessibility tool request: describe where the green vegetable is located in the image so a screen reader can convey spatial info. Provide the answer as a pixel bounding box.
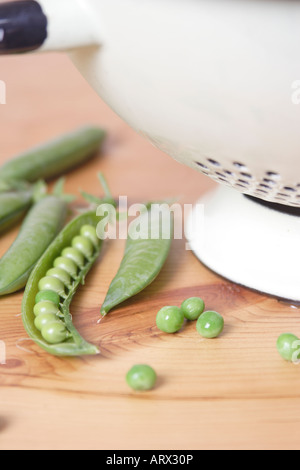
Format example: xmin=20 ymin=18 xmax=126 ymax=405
xmin=0 ymin=196 xmax=67 ymax=296
xmin=126 ymin=365 xmax=157 ymax=391
xmin=22 ymin=214 xmax=102 ymax=356
xmin=196 ymin=311 xmax=224 ymax=339
xmin=61 ymin=247 xmax=85 ymax=269
xmin=156 ymin=306 xmax=184 ymax=334
xmin=41 ymin=321 xmax=71 ymax=345
xmin=53 ymin=257 xmax=78 ymax=279
xmin=72 ymin=235 xmax=94 ymax=259
xmin=34 ymin=313 xmax=59 ymax=331
xmin=277 ymin=333 xmax=300 ymax=362
xmin=46 ymin=268 xmax=72 ymax=288
xmin=101 ymin=205 xmax=173 ymax=315
xmin=0 ymin=189 xmax=33 ymax=234
xmin=38 ymin=276 xmax=66 ymax=297
xmin=0 ymin=126 xmax=106 ymax=184
xmin=80 ymin=225 xmax=99 ymax=248
xmin=181 ymin=297 xmax=205 ymax=321
xmin=35 ymin=290 xmax=61 ymax=307
xmin=33 ymin=301 xmax=60 ymax=318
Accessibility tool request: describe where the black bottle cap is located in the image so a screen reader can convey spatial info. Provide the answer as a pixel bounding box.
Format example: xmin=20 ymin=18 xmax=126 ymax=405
xmin=0 ymin=1 xmax=47 ymax=54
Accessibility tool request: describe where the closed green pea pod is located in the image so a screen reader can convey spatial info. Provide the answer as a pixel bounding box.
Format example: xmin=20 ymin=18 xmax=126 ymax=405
xmin=101 ymin=205 xmax=173 ymax=315
xmin=0 ymin=196 xmax=67 ymax=296
xmin=0 ymin=126 xmax=106 ymax=184
xmin=0 ymin=189 xmax=33 ymax=234
xmin=22 ymin=211 xmax=102 ymax=357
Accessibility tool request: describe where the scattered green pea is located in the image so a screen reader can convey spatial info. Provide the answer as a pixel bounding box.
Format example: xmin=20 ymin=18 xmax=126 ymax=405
xmin=41 ymin=321 xmax=70 ymax=344
xmin=38 ymin=276 xmax=66 ymax=297
xmin=72 ymin=236 xmax=94 ymax=259
xmin=196 ymin=311 xmax=224 ymax=339
xmin=34 ymin=313 xmax=59 ymax=331
xmin=126 ymin=365 xmax=157 ymax=391
xmin=35 ymin=290 xmax=60 ymax=307
xmin=61 ymin=247 xmax=85 ymax=268
xmin=46 ymin=267 xmax=72 ymax=288
xmin=181 ymin=297 xmax=205 ymax=321
xmin=80 ymin=225 xmax=99 ymax=248
xmin=277 ymin=333 xmax=300 ymax=362
xmin=33 ymin=301 xmax=60 ymax=318
xmin=53 ymin=257 xmax=78 ymax=278
xmin=156 ymin=306 xmax=184 ymax=334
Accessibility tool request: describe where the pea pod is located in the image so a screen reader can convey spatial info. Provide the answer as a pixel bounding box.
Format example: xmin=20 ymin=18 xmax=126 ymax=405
xmin=101 ymin=205 xmax=173 ymax=315
xmin=0 ymin=189 xmax=33 ymax=234
xmin=0 ymin=126 xmax=106 ymax=185
xmin=22 ymin=212 xmax=102 ymax=357
xmin=0 ymin=196 xmax=67 ymax=295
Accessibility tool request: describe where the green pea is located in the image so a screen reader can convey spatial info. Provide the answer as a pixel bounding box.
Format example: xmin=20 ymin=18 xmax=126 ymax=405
xmin=156 ymin=306 xmax=184 ymax=334
xmin=33 ymin=301 xmax=60 ymax=318
xmin=181 ymin=297 xmax=205 ymax=321
xmin=80 ymin=225 xmax=99 ymax=248
xmin=46 ymin=268 xmax=71 ymax=288
xmin=61 ymin=247 xmax=85 ymax=268
xmin=196 ymin=311 xmax=224 ymax=339
xmin=277 ymin=333 xmax=300 ymax=362
xmin=72 ymin=236 xmax=94 ymax=259
xmin=35 ymin=290 xmax=60 ymax=307
xmin=53 ymin=257 xmax=78 ymax=278
xmin=34 ymin=313 xmax=59 ymax=332
xmin=126 ymin=365 xmax=157 ymax=391
xmin=41 ymin=321 xmax=70 ymax=345
xmin=38 ymin=276 xmax=65 ymax=297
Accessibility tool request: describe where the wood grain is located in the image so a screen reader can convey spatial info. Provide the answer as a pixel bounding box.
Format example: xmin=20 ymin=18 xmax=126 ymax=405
xmin=0 ymin=53 xmax=300 ymax=451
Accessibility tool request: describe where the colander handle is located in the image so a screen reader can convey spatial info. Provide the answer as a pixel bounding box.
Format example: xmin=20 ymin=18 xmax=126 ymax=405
xmin=0 ymin=0 xmax=99 ymax=54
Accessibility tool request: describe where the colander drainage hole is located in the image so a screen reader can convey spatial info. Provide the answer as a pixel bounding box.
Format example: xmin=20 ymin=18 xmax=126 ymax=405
xmin=207 ymin=159 xmax=221 ymax=166
xmin=238 ymin=179 xmax=250 ymax=185
xmin=266 ymin=171 xmax=280 ymax=180
xmin=240 ymin=172 xmax=252 ymax=179
xmin=196 ymin=162 xmax=209 ymax=170
xmin=283 ymin=187 xmax=296 ymax=192
xmin=233 ymin=162 xmax=247 ymax=170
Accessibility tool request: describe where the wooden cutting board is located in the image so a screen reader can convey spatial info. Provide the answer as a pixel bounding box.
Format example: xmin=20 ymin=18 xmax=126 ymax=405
xmin=0 ymin=54 xmax=300 ymax=451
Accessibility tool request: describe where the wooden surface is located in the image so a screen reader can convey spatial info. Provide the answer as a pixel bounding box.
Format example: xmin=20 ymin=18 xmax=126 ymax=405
xmin=0 ymin=54 xmax=300 ymax=451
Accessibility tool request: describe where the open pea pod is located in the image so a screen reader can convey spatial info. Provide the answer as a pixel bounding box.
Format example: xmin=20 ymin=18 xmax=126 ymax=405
xmin=22 ymin=211 xmax=102 ymax=357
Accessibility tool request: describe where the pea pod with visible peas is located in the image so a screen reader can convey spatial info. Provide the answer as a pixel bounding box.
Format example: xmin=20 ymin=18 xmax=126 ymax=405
xmin=0 ymin=195 xmax=67 ymax=295
xmin=22 ymin=212 xmax=102 ymax=357
xmin=101 ymin=204 xmax=173 ymax=315
xmin=0 ymin=126 xmax=106 ymax=185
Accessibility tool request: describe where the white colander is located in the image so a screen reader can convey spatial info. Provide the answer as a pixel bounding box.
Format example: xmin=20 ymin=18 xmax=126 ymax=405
xmin=1 ymin=0 xmax=300 ymax=299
